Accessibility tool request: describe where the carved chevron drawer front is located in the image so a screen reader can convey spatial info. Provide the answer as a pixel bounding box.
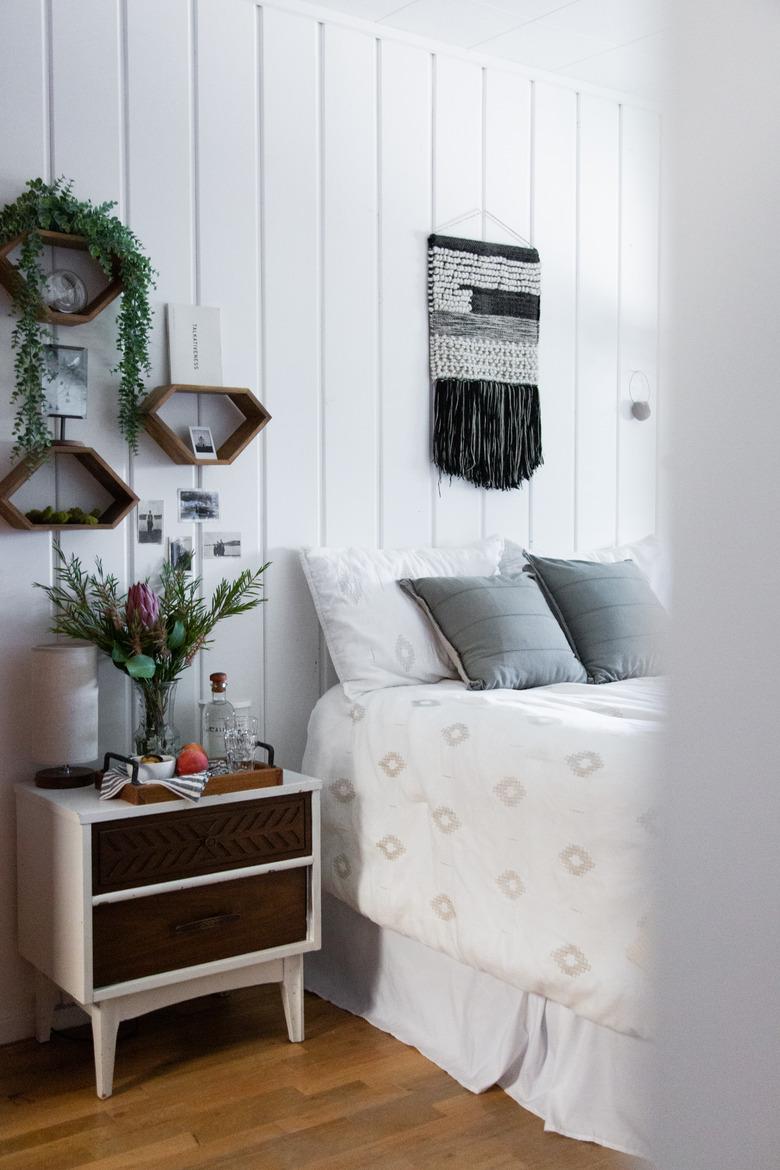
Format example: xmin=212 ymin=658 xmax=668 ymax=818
xmin=92 ymin=793 xmax=311 ymax=894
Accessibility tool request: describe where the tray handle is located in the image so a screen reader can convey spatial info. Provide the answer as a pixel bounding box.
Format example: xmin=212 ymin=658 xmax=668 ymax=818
xmin=99 ymin=752 xmax=139 ymax=787
xmin=254 ymin=741 xmax=275 ymax=768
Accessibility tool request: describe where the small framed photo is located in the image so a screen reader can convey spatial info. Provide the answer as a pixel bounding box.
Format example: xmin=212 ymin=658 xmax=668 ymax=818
xmin=188 ymin=425 xmax=218 ymax=460
xmin=168 ymin=536 xmax=193 ymax=571
xmin=42 ymin=344 xmax=88 ymax=418
xmin=204 ymin=531 xmax=241 ymax=559
xmin=178 ymin=488 xmax=220 ymax=523
xmin=137 ymin=500 xmax=164 ymax=545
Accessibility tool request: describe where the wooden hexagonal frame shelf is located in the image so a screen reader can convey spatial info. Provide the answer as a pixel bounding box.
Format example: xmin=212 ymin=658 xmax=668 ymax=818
xmin=0 ymin=230 xmax=123 ymax=326
xmin=140 ymin=384 xmax=271 ymax=466
xmin=0 ymin=442 xmax=138 ymax=531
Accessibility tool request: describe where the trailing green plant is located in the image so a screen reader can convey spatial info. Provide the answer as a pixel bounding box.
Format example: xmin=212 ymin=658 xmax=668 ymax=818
xmin=0 ymin=177 xmax=156 ymax=460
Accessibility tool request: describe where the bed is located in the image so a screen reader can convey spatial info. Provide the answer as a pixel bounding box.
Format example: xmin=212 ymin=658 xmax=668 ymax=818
xmin=303 ymin=675 xmax=661 ymax=1160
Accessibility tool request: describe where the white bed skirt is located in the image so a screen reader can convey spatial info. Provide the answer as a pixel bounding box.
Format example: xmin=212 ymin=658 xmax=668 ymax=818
xmin=306 ymin=893 xmax=653 ymax=1161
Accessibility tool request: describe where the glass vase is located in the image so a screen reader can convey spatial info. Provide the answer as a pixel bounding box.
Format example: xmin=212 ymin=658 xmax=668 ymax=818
xmin=132 ymin=678 xmax=180 ymax=757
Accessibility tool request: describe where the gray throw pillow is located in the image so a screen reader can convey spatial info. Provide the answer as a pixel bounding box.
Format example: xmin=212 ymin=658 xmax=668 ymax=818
xmin=399 ymin=574 xmax=587 ymax=691
xmin=523 ymin=554 xmax=666 ymax=684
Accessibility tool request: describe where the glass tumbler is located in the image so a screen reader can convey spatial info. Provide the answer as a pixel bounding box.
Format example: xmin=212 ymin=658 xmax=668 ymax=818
xmin=224 ymin=717 xmax=258 ymax=771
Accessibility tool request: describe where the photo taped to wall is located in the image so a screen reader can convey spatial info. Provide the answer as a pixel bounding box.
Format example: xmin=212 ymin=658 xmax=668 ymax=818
xmin=168 ymin=535 xmax=193 ymax=571
xmin=204 ymin=531 xmax=241 ymax=559
xmin=137 ymin=500 xmax=163 ymax=545
xmin=178 ymin=488 xmax=220 ymax=522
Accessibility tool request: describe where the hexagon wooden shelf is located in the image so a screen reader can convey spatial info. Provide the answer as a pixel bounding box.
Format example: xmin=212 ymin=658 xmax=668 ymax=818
xmin=0 ymin=442 xmax=138 ymax=531
xmin=0 ymin=230 xmax=123 ymax=326
xmin=140 ymin=384 xmax=271 ymax=466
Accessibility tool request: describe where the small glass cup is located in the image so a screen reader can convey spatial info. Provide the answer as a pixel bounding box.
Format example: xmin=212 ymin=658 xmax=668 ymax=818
xmin=223 ymin=726 xmax=239 ymax=771
xmin=225 ymin=711 xmax=258 ymax=734
xmin=224 ymin=719 xmax=259 ymax=772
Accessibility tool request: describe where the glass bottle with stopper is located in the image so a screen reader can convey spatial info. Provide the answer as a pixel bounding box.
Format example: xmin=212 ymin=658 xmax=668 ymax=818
xmin=201 ymin=672 xmax=235 ymax=764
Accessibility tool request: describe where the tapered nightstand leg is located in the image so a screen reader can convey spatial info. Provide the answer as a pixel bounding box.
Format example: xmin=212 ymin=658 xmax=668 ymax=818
xmin=33 ymin=971 xmax=59 ymax=1043
xmin=281 ymin=954 xmax=304 ymax=1042
xmin=91 ymin=1002 xmax=120 ymax=1099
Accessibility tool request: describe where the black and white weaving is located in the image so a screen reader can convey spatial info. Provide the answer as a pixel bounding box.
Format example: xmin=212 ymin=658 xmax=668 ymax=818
xmin=428 ymin=234 xmax=542 ymax=490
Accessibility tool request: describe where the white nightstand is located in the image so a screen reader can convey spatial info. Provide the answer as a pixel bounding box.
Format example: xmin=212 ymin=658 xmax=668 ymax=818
xmin=15 ymin=773 xmax=321 ymax=1098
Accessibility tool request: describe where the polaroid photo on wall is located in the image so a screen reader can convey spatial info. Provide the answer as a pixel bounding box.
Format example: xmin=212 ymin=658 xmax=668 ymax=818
xmin=137 ymin=500 xmax=164 ymax=545
xmin=204 ymin=532 xmax=241 ymax=559
xmin=177 ymin=488 xmax=219 ymax=522
xmin=168 ymin=536 xmax=193 ymax=571
xmin=188 ymin=425 xmax=218 ymax=460
xmin=167 ymin=304 xmax=223 ymax=386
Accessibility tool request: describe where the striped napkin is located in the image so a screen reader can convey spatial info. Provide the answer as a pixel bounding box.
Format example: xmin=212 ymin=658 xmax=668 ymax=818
xmin=99 ymin=767 xmax=209 ymax=802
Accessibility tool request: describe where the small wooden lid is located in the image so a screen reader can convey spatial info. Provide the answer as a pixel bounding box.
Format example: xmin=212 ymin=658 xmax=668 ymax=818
xmin=209 ymin=672 xmax=227 ymax=692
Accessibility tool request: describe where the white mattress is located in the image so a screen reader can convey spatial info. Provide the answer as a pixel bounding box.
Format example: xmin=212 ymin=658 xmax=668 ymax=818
xmin=303 ymin=678 xmax=661 ymax=1159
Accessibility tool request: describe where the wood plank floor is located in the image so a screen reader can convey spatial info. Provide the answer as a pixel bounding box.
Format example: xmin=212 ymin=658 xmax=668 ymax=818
xmin=0 ymin=988 xmax=646 ymax=1169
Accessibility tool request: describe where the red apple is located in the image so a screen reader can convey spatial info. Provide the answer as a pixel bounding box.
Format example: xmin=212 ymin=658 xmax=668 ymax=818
xmin=176 ymin=746 xmax=208 ymax=775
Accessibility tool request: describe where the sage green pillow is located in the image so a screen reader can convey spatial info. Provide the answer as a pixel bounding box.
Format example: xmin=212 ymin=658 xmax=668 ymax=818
xmin=523 ymin=554 xmax=666 ymax=684
xmin=398 ymin=574 xmax=587 ymax=691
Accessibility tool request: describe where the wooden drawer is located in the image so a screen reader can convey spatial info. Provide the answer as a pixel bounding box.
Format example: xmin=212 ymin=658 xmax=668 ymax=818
xmin=92 ymin=868 xmax=307 ymax=987
xmin=92 ymin=793 xmax=311 ymax=894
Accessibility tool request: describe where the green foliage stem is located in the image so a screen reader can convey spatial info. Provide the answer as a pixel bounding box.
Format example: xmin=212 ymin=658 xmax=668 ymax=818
xmin=0 ymin=177 xmax=156 ymax=459
xmin=35 ymin=542 xmax=268 ymax=686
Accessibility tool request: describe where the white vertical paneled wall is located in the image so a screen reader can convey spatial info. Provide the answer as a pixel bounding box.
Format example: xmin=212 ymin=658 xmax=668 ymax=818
xmin=0 ymin=0 xmax=660 ymax=1042
xmin=577 ymin=95 xmax=621 ymax=551
xmin=618 ymin=106 xmax=661 ymax=543
xmin=0 ymin=0 xmax=52 ymax=1047
xmin=532 ymin=83 xmax=578 ymax=553
xmin=379 ymin=40 xmax=432 ymax=551
xmin=432 ymin=56 xmax=484 ymax=548
xmin=262 ymin=6 xmax=323 ymax=782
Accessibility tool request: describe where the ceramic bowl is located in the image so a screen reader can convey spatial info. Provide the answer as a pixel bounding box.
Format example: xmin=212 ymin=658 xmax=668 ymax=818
xmin=127 ymin=754 xmax=176 ymax=782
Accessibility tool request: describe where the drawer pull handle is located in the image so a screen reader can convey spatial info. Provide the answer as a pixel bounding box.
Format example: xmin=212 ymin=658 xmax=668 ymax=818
xmin=172 ymin=912 xmax=240 ymax=936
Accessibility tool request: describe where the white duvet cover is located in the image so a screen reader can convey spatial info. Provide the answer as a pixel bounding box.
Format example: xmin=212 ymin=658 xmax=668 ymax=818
xmin=304 ymin=677 xmax=662 ymax=1040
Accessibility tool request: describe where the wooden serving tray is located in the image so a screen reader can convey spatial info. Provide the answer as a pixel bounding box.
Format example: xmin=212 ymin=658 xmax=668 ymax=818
xmin=117 ymin=763 xmax=283 ymax=805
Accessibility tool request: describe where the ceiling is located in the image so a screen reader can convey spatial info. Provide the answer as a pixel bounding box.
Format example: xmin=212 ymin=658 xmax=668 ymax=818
xmin=311 ymin=0 xmax=668 ymax=102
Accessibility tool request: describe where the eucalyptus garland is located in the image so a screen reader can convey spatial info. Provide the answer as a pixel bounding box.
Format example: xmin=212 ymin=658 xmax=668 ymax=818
xmin=0 ymin=177 xmax=156 ymax=459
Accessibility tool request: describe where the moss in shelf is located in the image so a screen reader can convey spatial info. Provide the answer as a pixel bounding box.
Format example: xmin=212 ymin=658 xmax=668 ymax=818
xmin=26 ymin=505 xmax=102 ymax=525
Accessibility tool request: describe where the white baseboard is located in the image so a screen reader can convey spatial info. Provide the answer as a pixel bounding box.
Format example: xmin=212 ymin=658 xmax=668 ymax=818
xmin=0 ymin=1007 xmax=33 ymax=1046
xmin=0 ymin=1000 xmax=89 ymax=1047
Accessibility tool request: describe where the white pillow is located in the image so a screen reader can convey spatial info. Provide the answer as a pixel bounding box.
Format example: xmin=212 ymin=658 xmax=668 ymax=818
xmin=583 ymin=534 xmax=671 ymax=608
xmin=300 ymin=537 xmax=504 ymax=698
xmin=501 ymin=534 xmax=670 ymax=608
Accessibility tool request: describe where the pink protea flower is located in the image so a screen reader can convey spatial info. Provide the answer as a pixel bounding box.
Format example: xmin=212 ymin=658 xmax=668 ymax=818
xmin=126 ymin=582 xmax=160 ymax=628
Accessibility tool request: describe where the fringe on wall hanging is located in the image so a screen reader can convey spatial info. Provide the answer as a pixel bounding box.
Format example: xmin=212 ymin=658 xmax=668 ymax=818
xmin=428 ymin=233 xmax=543 ymax=491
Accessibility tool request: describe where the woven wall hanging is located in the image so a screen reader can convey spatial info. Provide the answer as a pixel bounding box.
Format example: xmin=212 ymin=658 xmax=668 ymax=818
xmin=428 ymin=233 xmax=542 ymax=491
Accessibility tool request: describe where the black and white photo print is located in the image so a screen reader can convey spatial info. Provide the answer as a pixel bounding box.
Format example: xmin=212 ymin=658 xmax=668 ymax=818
xmin=177 ymin=488 xmax=220 ymax=522
xmin=168 ymin=535 xmax=193 ymax=571
xmin=42 ymin=344 xmax=88 ymax=418
xmin=204 ymin=531 xmax=241 ymax=559
xmin=188 ymin=425 xmax=218 ymax=459
xmin=137 ymin=500 xmax=163 ymax=545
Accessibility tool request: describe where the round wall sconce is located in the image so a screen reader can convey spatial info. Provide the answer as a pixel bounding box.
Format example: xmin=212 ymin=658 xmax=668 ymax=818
xmin=629 ymin=370 xmax=652 ymax=421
